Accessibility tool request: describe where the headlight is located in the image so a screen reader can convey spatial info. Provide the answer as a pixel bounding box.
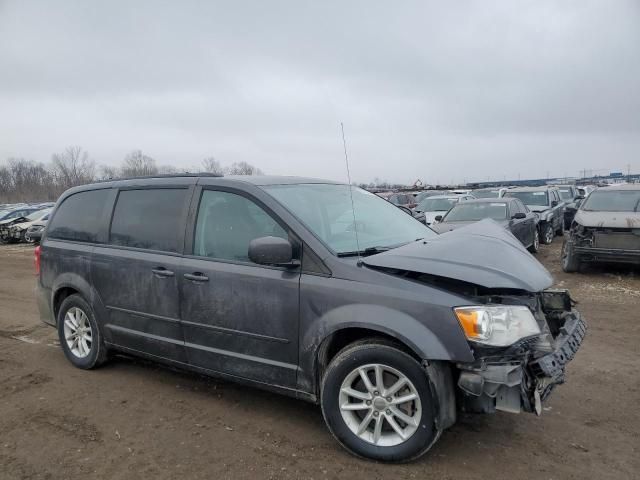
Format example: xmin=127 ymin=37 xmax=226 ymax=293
xmin=454 ymin=305 xmax=541 ymax=347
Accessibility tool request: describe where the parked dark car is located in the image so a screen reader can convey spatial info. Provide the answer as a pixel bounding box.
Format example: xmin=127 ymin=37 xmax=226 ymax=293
xmin=431 ymin=198 xmax=539 ymax=252
xmin=562 ymin=184 xmax=640 ymax=272
xmin=504 ymin=186 xmax=565 ymax=244
xmin=36 ymin=175 xmax=586 ymax=462
xmin=25 ymin=218 xmax=49 ymax=244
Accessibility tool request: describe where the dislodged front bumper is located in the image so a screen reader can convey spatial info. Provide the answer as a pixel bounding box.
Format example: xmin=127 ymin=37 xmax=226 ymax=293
xmin=457 ymin=310 xmax=587 ymax=415
xmin=574 ymin=245 xmax=640 ymax=264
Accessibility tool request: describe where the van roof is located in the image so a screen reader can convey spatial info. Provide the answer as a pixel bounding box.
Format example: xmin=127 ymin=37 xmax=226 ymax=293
xmin=63 ymin=175 xmax=345 ymax=195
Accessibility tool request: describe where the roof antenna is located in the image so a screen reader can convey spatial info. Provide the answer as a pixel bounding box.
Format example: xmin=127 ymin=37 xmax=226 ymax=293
xmin=341 ymin=122 xmax=363 ymax=266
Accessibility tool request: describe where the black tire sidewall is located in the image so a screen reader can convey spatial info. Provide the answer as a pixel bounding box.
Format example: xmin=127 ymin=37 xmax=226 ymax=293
xmin=528 ymin=228 xmax=539 ymax=253
xmin=561 ymin=240 xmax=580 ymax=273
xmin=321 ymin=344 xmax=438 ymax=462
xmin=541 ymin=223 xmax=554 ymax=244
xmin=57 ymin=294 xmax=105 ymax=369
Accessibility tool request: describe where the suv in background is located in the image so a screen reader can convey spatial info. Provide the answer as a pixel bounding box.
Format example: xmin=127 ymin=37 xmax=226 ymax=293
xmin=35 ymin=175 xmax=586 ymax=462
xmin=504 ymin=186 xmax=565 ymax=244
xmin=562 ymin=184 xmax=640 ymax=271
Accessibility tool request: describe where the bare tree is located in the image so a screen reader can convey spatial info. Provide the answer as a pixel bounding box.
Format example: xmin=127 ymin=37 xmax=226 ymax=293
xmin=121 ymin=150 xmax=158 ymax=177
xmin=97 ymin=164 xmax=120 ymax=180
xmin=51 ymin=146 xmax=95 ymax=190
xmin=201 ymin=157 xmax=224 ymax=175
xmin=0 ymin=158 xmax=58 ymax=202
xmin=225 ymin=161 xmax=264 ymax=176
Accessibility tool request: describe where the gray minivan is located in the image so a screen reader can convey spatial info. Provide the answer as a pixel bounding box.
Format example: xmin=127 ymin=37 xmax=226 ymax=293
xmin=35 ymin=175 xmax=586 ymax=462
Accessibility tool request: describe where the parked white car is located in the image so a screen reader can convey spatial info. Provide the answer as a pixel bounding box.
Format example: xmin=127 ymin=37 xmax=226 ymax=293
xmin=414 ymin=194 xmax=475 ymax=225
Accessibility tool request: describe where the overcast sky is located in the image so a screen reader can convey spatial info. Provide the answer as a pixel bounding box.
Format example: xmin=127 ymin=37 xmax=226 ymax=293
xmin=1 ymin=1 xmax=639 ymax=184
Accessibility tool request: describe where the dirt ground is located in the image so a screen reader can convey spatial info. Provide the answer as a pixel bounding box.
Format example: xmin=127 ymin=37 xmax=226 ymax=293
xmin=0 ymin=241 xmax=638 ymax=480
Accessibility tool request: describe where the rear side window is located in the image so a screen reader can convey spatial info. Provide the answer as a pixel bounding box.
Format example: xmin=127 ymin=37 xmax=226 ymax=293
xmin=47 ymin=189 xmax=110 ymax=242
xmin=109 ymin=189 xmax=188 ymax=252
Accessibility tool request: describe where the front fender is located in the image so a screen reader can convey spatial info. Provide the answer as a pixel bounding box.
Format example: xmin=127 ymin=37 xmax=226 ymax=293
xmin=305 ymin=304 xmax=453 ymax=360
xmin=298 ymin=303 xmax=474 ymax=397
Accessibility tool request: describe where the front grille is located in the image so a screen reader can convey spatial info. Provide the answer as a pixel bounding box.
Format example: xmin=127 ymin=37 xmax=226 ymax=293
xmin=594 ymin=232 xmax=640 ymax=250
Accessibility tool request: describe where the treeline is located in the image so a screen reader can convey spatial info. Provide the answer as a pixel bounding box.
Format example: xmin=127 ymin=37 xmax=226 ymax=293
xmin=0 ymin=147 xmax=263 ymax=203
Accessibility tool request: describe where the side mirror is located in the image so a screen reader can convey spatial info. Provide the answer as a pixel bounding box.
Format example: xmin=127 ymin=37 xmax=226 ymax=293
xmin=248 ymin=236 xmax=297 ymax=267
xmin=551 ymin=200 xmax=558 ymax=207
xmin=512 ymin=212 xmax=526 ymax=219
xmin=575 ymin=195 xmax=585 ymax=200
xmin=434 ymin=215 xmax=443 ymax=222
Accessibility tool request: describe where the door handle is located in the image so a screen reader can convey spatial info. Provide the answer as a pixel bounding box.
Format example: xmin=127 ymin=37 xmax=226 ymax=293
xmin=184 ymin=272 xmax=209 ymax=282
xmin=152 ymin=267 xmax=175 ymax=278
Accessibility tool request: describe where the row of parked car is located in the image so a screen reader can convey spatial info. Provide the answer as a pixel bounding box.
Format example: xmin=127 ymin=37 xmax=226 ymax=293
xmin=377 ymin=183 xmax=640 ymax=271
xmin=0 ymin=202 xmax=54 ymax=244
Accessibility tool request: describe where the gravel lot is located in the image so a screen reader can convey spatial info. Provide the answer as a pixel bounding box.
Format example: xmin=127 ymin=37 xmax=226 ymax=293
xmin=1 ymin=241 xmax=638 ymax=479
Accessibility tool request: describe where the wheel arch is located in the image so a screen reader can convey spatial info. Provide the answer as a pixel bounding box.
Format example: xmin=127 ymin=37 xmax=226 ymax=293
xmin=299 ymin=304 xmax=466 ymax=400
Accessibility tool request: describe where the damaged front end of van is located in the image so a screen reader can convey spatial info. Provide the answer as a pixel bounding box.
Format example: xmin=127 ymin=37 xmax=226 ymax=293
xmin=363 ymin=220 xmax=587 ymax=416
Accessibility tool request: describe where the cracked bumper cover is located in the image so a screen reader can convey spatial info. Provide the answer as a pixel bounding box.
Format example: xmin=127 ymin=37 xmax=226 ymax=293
xmin=457 ymin=311 xmax=587 ymax=415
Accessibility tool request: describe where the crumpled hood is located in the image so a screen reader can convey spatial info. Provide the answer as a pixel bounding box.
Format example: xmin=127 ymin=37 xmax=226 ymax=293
xmin=364 ymin=219 xmax=553 ymax=292
xmin=575 ymin=210 xmax=640 ymax=229
xmin=0 ymin=216 xmax=26 ymax=227
xmin=9 ymin=220 xmax=32 ymax=230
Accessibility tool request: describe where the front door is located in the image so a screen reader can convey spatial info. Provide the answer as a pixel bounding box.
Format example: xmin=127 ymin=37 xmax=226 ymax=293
xmin=92 ymin=187 xmax=191 ymax=363
xmin=179 ymin=188 xmax=300 ymax=388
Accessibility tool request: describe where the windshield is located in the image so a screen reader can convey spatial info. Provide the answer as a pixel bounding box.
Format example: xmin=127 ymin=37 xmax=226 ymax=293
xmin=26 ymin=209 xmax=50 ymax=221
xmin=264 ymin=184 xmax=435 ymax=254
xmin=417 ymin=197 xmax=458 ymax=212
xmin=558 ymin=189 xmax=574 ymax=200
xmin=472 ymin=190 xmax=500 ymax=199
xmin=505 ymin=191 xmax=548 ymax=207
xmin=444 ymin=202 xmax=508 ymax=222
xmin=581 ymin=190 xmax=640 ymax=212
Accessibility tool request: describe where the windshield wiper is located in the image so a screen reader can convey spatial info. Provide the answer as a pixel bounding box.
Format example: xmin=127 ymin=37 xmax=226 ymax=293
xmin=337 ymin=246 xmax=392 ymax=257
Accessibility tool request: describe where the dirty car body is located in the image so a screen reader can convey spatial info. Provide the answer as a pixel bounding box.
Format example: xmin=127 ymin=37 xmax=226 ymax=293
xmin=563 ymin=184 xmax=640 ymax=269
xmin=36 ymin=175 xmax=586 ymax=462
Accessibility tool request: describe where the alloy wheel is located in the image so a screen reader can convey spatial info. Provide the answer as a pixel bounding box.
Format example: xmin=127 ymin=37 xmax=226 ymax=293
xmin=544 ymin=226 xmax=554 ymax=244
xmin=63 ymin=307 xmax=93 ymax=358
xmin=338 ymin=363 xmax=422 ymax=447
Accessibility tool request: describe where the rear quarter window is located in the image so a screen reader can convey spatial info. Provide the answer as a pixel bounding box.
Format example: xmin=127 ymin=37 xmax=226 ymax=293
xmin=47 ymin=189 xmax=110 ymax=242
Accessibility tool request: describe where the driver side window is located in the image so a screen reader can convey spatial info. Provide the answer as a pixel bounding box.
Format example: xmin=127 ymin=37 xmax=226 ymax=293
xmin=193 ymin=190 xmax=287 ymax=263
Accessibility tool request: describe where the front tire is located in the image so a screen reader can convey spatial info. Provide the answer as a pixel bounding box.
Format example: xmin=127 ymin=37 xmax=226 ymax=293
xmin=541 ymin=223 xmax=554 ymax=245
xmin=561 ymin=239 xmax=581 ymax=273
xmin=321 ymin=341 xmax=440 ymax=462
xmin=57 ymin=294 xmax=108 ymax=369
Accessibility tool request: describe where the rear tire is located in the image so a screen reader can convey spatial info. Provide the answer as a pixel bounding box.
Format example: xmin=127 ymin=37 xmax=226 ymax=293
xmin=561 ymin=240 xmax=581 ymax=273
xmin=321 ymin=341 xmax=441 ymax=462
xmin=57 ymin=294 xmax=108 ymax=369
